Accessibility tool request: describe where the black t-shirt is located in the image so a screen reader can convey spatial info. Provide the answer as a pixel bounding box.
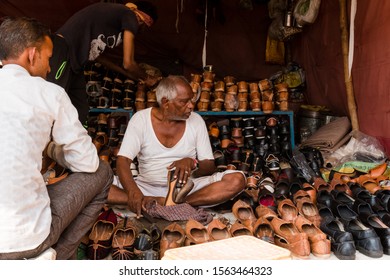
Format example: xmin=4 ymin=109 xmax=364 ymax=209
xmin=57 ymin=3 xmax=139 ymax=72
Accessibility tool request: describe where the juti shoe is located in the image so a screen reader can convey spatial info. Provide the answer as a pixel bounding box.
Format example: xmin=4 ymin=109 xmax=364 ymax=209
xmin=253 ymin=217 xmax=274 ymax=243
xmin=184 ymin=219 xmax=209 ymax=246
xmin=207 ymin=218 xmax=231 ymax=241
xmin=270 ymin=216 xmax=311 ymax=259
xmin=295 ymin=215 xmax=330 ymax=258
xmin=159 ymin=222 xmax=185 ymax=259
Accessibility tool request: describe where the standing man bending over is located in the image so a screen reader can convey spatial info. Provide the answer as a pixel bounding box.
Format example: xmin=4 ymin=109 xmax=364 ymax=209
xmin=0 ymin=17 xmax=113 ymax=260
xmin=47 ymin=1 xmax=160 ymax=124
xmin=109 ymin=75 xmax=246 ymax=217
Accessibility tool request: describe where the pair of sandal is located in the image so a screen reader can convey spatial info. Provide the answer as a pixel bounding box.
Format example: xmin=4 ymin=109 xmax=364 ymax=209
xmin=111 ymin=219 xmax=161 ymax=260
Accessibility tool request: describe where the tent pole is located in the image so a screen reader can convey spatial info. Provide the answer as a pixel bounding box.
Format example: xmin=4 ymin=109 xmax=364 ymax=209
xmin=339 ymin=0 xmax=359 ymax=130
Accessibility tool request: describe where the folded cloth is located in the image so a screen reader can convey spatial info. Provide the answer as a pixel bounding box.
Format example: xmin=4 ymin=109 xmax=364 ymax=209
xmin=145 ymin=201 xmax=213 ymax=226
xmin=301 ymin=116 xmax=351 ymax=149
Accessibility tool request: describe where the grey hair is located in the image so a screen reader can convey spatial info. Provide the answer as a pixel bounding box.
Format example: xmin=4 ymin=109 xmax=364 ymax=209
xmin=155 ymin=75 xmax=190 ymax=105
xmin=0 ymin=17 xmax=51 ymax=60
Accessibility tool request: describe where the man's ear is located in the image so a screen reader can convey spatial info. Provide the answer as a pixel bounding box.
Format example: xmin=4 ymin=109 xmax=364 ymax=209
xmin=27 ymin=47 xmax=37 ymax=66
xmin=161 ymin=96 xmax=169 ymax=106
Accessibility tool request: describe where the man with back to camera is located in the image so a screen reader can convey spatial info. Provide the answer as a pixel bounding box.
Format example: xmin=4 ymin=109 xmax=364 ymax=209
xmin=0 ymin=17 xmax=113 ymax=260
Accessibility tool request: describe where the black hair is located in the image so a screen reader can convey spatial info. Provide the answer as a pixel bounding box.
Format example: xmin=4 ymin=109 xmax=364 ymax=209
xmin=0 ymin=17 xmax=51 ymax=60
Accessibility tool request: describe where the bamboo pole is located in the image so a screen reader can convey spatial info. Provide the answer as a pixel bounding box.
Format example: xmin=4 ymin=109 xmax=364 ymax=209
xmin=339 ymin=0 xmax=359 ymax=130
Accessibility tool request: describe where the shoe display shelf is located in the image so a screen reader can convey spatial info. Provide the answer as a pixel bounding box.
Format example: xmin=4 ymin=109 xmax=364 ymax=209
xmin=89 ymin=108 xmax=134 ymax=118
xmin=196 ymin=110 xmax=295 ymax=149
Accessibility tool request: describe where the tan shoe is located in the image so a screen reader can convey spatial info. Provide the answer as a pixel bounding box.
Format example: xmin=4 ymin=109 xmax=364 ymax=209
xmin=207 ymin=218 xmax=231 ymax=241
xmin=232 ymin=199 xmax=257 ymax=227
xmin=184 ymin=219 xmax=209 ymax=246
xmin=159 ymin=222 xmax=185 ymax=259
xmin=253 ymin=217 xmax=274 ymax=243
xmin=294 ymin=215 xmax=331 ymax=258
xmin=270 ymin=216 xmax=310 ymax=259
xmin=255 ymin=204 xmax=278 ymax=220
xmin=229 ymin=220 xmax=253 ymax=237
xmin=296 ymin=198 xmax=322 ymax=228
xmin=277 ymin=198 xmax=298 ymax=223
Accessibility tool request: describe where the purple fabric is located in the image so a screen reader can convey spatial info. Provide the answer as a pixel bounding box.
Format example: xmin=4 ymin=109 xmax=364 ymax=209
xmin=145 ymin=201 xmax=213 ymax=226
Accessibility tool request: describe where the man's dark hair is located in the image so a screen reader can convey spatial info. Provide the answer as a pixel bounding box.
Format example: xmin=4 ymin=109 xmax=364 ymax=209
xmin=0 ymin=17 xmax=51 ymax=60
xmin=135 ymin=1 xmax=158 ymax=22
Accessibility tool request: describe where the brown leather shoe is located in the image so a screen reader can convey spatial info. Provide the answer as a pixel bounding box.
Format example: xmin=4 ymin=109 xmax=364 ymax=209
xmin=292 ymin=189 xmax=311 ymax=205
xmin=184 ymin=219 xmax=209 ymax=246
xmin=111 ymin=217 xmax=138 ymax=260
xmin=159 ymin=222 xmax=185 ymax=259
xmin=302 ymin=182 xmax=317 ymax=204
xmin=313 ymin=177 xmax=332 ymax=192
xmin=277 ymin=198 xmax=298 ymax=223
xmin=253 ymin=217 xmax=274 ymax=243
xmin=330 ymin=178 xmax=353 ymax=196
xmin=211 ymin=101 xmax=223 ymax=112
xmin=296 ymin=198 xmax=322 ymax=228
xmin=207 ymin=218 xmax=231 ymax=241
xmin=294 ymin=215 xmax=331 ymax=258
xmin=270 ymin=216 xmax=310 ymax=259
xmin=356 ymin=175 xmax=382 ymax=194
xmin=261 ymin=100 xmax=274 ymax=114
xmin=258 ymin=79 xmax=272 ymax=91
xmin=197 ymin=101 xmax=209 ymax=112
xmin=229 ymin=220 xmax=253 ymax=237
xmin=255 ymin=204 xmax=278 ymax=220
xmin=224 ymin=92 xmax=237 ymax=112
xmin=214 ymin=80 xmax=225 ymax=92
xmin=232 ymin=199 xmax=257 ymax=228
xmin=224 ymin=75 xmax=236 ymax=86
xmin=191 ymin=73 xmax=202 ymax=84
xmin=249 ymin=82 xmax=259 ymax=93
xmin=368 ymin=162 xmax=388 ymax=179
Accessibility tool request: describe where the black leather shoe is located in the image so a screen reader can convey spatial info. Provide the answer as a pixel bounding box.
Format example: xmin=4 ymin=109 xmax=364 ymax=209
xmin=376 ymin=190 xmax=390 ymax=212
xmin=353 ymin=200 xmax=390 ymax=255
xmin=331 ymin=189 xmax=355 ymax=208
xmin=343 ymin=218 xmax=383 ymax=258
xmin=319 ymin=215 xmax=356 ymax=260
xmin=317 ymin=189 xmax=334 ymax=208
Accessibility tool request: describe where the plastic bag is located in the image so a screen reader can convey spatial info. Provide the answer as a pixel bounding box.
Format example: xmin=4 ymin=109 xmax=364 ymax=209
xmin=351 ymin=130 xmax=387 ymax=163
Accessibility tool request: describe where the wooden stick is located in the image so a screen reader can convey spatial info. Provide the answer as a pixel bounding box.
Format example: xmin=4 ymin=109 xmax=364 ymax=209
xmin=339 ymin=0 xmax=359 ymax=130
